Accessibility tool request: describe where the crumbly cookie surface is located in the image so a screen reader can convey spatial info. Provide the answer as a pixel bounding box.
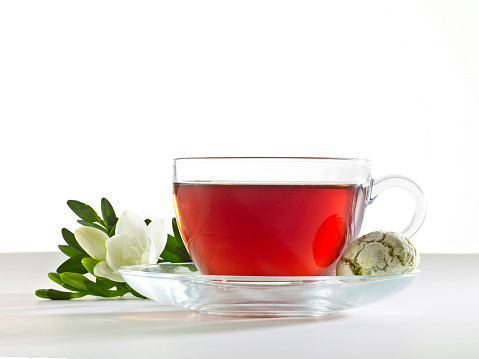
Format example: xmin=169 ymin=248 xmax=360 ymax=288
xmin=336 ymin=231 xmax=419 ymax=276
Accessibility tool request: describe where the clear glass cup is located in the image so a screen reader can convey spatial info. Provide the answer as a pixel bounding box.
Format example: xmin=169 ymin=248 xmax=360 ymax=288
xmin=173 ymin=157 xmax=426 ymax=276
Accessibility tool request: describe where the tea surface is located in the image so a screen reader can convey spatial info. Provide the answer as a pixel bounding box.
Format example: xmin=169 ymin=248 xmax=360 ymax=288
xmin=174 ymin=183 xmax=364 ymax=276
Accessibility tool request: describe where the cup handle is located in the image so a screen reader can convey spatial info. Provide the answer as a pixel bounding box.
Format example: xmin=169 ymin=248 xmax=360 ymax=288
xmin=368 ymin=175 xmax=427 ymax=238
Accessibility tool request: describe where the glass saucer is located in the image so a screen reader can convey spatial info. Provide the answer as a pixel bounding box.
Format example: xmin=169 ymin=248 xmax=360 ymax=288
xmin=118 ymin=263 xmax=420 ymax=317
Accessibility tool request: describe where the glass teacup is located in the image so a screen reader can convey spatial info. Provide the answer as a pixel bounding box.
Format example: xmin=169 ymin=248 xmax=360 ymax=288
xmin=173 ymin=157 xmax=425 ymax=276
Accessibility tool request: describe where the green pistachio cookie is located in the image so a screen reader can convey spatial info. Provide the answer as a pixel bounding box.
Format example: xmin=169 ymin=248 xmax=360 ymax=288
xmin=336 ymin=231 xmax=419 ymax=276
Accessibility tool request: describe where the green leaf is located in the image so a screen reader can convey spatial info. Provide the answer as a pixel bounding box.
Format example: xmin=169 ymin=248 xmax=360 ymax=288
xmin=36 ymin=288 xmax=87 ymax=300
xmin=160 ymin=248 xmax=182 ymax=263
xmin=101 ymin=198 xmax=116 ymax=223
xmin=57 ymin=255 xmax=88 ymax=274
xmin=160 ymin=234 xmax=186 ymax=262
xmin=60 ymin=272 xmax=94 ymax=291
xmin=48 ymin=272 xmax=63 ymax=286
xmin=61 ymin=283 xmax=82 ymax=292
xmin=144 ymin=219 xmax=152 ymax=226
xmin=106 ymin=214 xmax=118 ymax=229
xmin=129 ymin=287 xmax=147 ymax=299
xmin=113 ymin=283 xmax=130 ymax=296
xmin=96 ymin=277 xmax=115 ymax=289
xmin=35 ymin=289 xmax=50 ymax=299
xmin=67 ymin=200 xmax=101 ymax=223
xmin=93 ymin=280 xmax=129 ymax=297
xmin=58 ymin=245 xmax=83 ymax=258
xmin=172 ymin=218 xmax=185 ymax=248
xmin=77 ymin=220 xmax=108 ymax=233
xmin=61 ymin=228 xmax=86 ymax=254
xmin=84 ymin=281 xmax=115 ymax=297
xmin=108 ymin=222 xmax=116 ymax=237
xmin=97 ymin=277 xmax=118 ymax=288
xmin=81 ymin=257 xmax=100 ymax=275
xmin=161 ymin=244 xmax=192 ymax=263
xmin=184 ymin=263 xmax=198 ymax=272
xmin=167 ymin=233 xmax=181 ymax=247
xmin=175 ymin=247 xmax=192 ymax=262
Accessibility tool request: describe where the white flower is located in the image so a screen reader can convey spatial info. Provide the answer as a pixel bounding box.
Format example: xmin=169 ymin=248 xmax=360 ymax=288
xmin=75 ymin=211 xmax=167 ymax=282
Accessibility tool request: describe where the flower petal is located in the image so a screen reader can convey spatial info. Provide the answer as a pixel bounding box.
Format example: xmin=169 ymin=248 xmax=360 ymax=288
xmin=116 ymin=211 xmax=148 ymax=248
xmin=141 ymin=237 xmax=157 ymax=264
xmin=106 ymin=233 xmax=145 ymax=272
xmin=74 ymin=226 xmax=108 ymax=261
xmin=94 ymin=260 xmax=125 ymax=282
xmin=147 ymin=219 xmax=168 ymax=259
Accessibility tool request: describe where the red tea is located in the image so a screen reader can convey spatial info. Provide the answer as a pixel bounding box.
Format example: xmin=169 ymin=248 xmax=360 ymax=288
xmin=173 ymin=183 xmax=365 ymax=276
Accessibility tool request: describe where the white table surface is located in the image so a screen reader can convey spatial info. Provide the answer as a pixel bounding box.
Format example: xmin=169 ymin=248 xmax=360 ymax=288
xmin=0 ymin=252 xmax=478 ymax=359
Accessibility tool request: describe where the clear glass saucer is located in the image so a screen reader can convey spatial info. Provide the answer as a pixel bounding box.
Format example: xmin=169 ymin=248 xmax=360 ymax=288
xmin=118 ymin=263 xmax=420 ymax=317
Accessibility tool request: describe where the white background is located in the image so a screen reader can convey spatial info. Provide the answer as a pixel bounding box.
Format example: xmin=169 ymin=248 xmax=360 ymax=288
xmin=1 ymin=1 xmax=478 ymax=253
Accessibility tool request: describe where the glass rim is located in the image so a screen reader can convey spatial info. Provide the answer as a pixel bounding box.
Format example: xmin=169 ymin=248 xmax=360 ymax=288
xmin=173 ymin=157 xmax=372 ymax=184
xmin=174 ymin=157 xmax=371 ymax=163
xmin=119 ymin=264 xmax=420 ymax=281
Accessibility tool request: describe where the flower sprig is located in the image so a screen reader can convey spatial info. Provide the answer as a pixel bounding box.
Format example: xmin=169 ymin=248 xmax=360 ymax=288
xmin=35 ymin=198 xmax=191 ymax=300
